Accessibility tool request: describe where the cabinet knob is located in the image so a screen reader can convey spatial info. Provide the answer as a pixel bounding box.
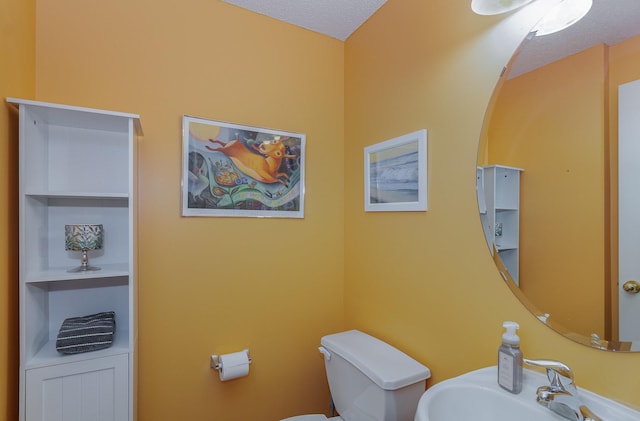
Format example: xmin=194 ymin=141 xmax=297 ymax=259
xmin=623 ymin=280 xmax=640 ymax=294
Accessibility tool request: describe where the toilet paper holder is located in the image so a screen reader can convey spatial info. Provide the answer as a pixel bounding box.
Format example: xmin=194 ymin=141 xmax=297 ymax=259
xmin=210 ymin=349 xmax=252 ymax=371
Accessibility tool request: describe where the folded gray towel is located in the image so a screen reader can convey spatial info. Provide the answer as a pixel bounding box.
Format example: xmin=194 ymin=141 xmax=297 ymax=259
xmin=56 ymin=311 xmax=116 ymax=354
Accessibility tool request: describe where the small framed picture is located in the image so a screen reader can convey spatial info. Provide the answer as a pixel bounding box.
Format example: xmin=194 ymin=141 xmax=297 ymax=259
xmin=182 ymin=115 xmax=306 ymax=218
xmin=364 ymin=129 xmax=427 ymax=212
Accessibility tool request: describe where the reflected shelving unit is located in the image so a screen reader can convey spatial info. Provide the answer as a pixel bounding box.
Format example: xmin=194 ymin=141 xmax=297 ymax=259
xmin=479 ymin=165 xmax=523 ymax=285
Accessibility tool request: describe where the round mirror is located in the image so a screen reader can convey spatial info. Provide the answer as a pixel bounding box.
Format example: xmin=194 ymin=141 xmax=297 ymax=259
xmin=478 ymin=0 xmax=640 ymax=351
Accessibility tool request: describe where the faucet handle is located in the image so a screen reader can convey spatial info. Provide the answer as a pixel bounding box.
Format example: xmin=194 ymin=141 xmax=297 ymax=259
xmin=523 ymin=359 xmax=575 ymax=391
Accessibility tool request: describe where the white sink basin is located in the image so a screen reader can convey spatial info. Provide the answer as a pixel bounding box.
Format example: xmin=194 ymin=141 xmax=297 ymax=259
xmin=415 ymin=366 xmax=640 ymax=421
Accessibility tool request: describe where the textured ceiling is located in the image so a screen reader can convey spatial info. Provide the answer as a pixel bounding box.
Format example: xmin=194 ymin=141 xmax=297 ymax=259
xmin=222 ymin=0 xmax=640 ymax=76
xmin=222 ymin=0 xmax=387 ymax=41
xmin=510 ymin=0 xmax=640 ymax=77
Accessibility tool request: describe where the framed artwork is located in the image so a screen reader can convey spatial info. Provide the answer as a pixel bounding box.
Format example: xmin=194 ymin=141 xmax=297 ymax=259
xmin=364 ymin=129 xmax=427 ymax=212
xmin=182 ymin=115 xmax=306 ymax=218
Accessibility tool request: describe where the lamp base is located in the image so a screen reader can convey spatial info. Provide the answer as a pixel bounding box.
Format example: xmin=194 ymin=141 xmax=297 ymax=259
xmin=67 ymin=249 xmax=101 ymax=273
xmin=67 ymin=265 xmax=101 ymax=273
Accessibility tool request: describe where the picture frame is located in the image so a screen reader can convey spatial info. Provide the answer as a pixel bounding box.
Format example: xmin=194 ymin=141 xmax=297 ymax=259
xmin=364 ymin=129 xmax=427 ymax=212
xmin=182 ymin=115 xmax=306 ymax=218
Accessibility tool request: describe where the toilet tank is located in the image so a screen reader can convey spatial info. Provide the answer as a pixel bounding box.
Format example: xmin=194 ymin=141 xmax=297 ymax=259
xmin=319 ymin=330 xmax=431 ymax=421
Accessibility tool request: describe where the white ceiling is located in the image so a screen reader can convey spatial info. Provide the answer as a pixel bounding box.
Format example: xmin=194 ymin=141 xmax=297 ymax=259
xmin=222 ymin=0 xmax=387 ymax=41
xmin=510 ymin=0 xmax=640 ymax=77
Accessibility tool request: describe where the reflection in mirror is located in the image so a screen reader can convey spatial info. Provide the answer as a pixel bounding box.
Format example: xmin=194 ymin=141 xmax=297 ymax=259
xmin=477 ymin=0 xmax=640 ymax=351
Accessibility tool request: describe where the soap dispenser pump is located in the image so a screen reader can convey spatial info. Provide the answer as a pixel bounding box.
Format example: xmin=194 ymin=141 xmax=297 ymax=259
xmin=498 ymin=321 xmax=523 ymax=394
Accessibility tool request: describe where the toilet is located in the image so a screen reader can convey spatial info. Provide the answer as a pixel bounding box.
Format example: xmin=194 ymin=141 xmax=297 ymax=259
xmin=282 ymin=330 xmax=431 ymax=421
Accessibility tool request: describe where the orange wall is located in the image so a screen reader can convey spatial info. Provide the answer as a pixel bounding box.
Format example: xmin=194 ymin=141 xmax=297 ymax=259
xmin=0 ymin=0 xmax=636 ymax=420
xmin=487 ymin=45 xmax=607 ymax=338
xmin=0 ymin=0 xmax=34 ymax=419
xmin=344 ymin=0 xmax=530 ymax=387
xmin=345 ymin=0 xmax=640 ymax=408
xmin=35 ymin=0 xmax=344 ymax=420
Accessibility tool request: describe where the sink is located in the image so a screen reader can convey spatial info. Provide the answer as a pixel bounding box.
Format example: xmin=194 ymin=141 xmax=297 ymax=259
xmin=415 ymin=366 xmax=640 ymax=421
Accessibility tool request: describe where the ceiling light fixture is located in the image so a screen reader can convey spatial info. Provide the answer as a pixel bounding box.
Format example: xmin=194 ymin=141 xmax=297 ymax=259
xmin=471 ymin=0 xmax=535 ymax=15
xmin=532 ymin=0 xmax=593 ymax=36
xmin=471 ymin=0 xmax=593 ymax=36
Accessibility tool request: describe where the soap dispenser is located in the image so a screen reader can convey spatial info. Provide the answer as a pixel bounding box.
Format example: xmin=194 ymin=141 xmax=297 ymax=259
xmin=498 ymin=321 xmax=523 ymax=394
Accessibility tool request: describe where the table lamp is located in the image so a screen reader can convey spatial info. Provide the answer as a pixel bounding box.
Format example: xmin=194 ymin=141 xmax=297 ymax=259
xmin=65 ymin=224 xmax=104 ymax=272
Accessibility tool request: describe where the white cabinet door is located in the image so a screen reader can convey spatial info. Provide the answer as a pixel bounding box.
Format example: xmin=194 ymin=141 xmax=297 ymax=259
xmin=25 ymin=354 xmax=129 ymax=421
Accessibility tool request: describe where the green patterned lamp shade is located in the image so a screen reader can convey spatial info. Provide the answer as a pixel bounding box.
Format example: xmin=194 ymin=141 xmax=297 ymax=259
xmin=65 ymin=224 xmax=103 ymax=272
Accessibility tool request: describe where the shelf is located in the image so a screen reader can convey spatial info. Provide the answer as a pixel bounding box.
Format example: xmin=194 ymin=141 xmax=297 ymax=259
xmin=25 ymin=263 xmax=130 ymax=283
xmin=25 ymin=330 xmax=130 ymax=370
xmin=13 ymin=98 xmax=139 ymax=419
xmin=23 ymin=196 xmax=131 ymax=276
xmin=481 ymin=165 xmax=522 ymax=285
xmin=25 ymin=191 xmax=129 ymax=200
xmin=7 ymin=97 xmax=141 ymax=133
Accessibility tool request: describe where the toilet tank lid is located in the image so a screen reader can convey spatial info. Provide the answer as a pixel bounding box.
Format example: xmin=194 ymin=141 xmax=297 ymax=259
xmin=320 ymin=330 xmax=431 ymax=391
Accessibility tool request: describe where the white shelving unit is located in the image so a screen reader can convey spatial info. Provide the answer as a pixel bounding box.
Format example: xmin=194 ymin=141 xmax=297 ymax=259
xmin=479 ymin=165 xmax=523 ymax=285
xmin=476 ymin=167 xmax=491 ymax=246
xmin=8 ymin=98 xmax=141 ymax=421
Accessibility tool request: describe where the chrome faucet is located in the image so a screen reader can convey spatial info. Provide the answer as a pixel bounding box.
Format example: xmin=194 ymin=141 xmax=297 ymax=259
xmin=523 ymin=359 xmax=603 ymax=421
